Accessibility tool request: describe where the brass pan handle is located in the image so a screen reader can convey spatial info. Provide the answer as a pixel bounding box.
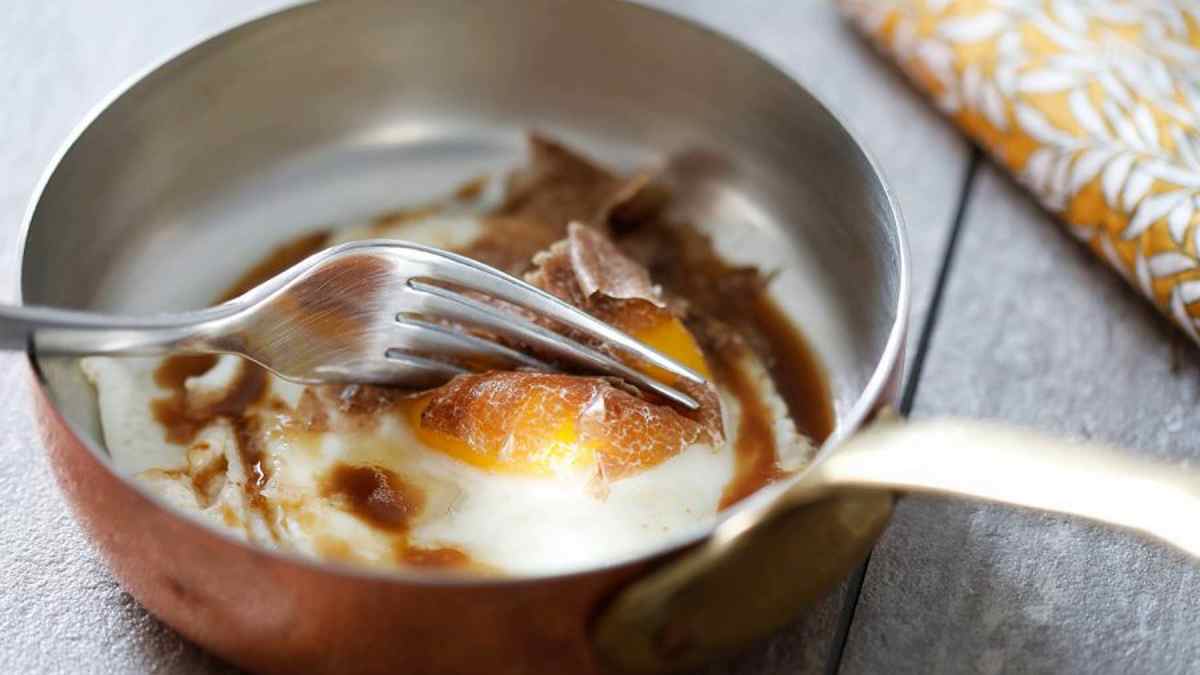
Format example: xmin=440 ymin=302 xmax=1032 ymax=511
xmin=593 ymin=413 xmax=1200 ymax=673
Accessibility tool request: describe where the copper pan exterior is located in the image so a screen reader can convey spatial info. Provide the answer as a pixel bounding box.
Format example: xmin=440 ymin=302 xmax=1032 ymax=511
xmin=22 ymin=1 xmax=908 ymax=672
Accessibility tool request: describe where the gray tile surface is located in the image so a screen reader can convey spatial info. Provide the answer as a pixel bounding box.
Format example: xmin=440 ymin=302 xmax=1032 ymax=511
xmin=841 ymin=166 xmax=1200 ymax=674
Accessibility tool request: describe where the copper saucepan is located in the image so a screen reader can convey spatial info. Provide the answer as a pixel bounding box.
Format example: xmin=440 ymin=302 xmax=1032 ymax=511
xmin=23 ymin=1 xmax=1199 ymax=673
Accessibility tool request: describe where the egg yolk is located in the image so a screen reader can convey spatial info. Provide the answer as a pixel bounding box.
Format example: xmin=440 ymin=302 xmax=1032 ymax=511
xmin=626 ymin=314 xmax=712 ymax=384
xmin=406 ymin=380 xmax=599 ymax=477
xmin=406 ymin=311 xmax=715 ymax=479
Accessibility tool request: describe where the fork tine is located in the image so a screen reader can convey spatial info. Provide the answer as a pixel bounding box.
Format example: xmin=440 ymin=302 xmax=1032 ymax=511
xmin=379 ymin=351 xmax=470 ymax=386
xmin=389 ymin=242 xmax=707 ymax=386
xmin=405 ymin=280 xmax=701 ymax=410
xmin=306 ymin=351 xmax=469 ymax=388
xmin=392 ymin=317 xmax=551 ymax=371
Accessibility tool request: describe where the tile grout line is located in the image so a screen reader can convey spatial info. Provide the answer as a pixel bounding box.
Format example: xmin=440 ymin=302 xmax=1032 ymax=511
xmin=823 ymin=148 xmax=982 ymax=675
xmin=896 ymin=148 xmax=981 ymax=414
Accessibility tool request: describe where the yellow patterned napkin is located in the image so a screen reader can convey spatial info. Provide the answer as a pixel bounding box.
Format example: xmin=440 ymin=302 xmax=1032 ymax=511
xmin=838 ymin=0 xmax=1200 ymax=341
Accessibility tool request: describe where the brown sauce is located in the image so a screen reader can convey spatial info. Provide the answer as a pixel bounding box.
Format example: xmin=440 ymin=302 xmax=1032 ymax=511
xmin=320 ymin=464 xmax=424 ymax=533
xmin=711 ymin=348 xmax=785 ymax=510
xmin=231 ymin=415 xmax=270 ymax=500
xmin=400 ymin=545 xmax=472 ymax=569
xmin=453 ymin=176 xmax=488 ymax=202
xmin=321 ymin=463 xmax=478 ymax=569
xmin=204 ymin=365 xmax=270 ymax=420
xmin=151 ymin=356 xmax=267 ymax=445
xmin=151 ymin=356 xmax=274 ymax=532
xmin=293 ymin=389 xmax=331 ymax=432
xmin=189 ymin=452 xmax=229 ymax=504
xmin=153 ymin=353 xmax=219 ymax=390
xmin=753 ymin=294 xmax=836 ymax=438
xmin=371 ymin=205 xmax=442 ymax=231
xmin=716 ymin=292 xmax=834 ymax=507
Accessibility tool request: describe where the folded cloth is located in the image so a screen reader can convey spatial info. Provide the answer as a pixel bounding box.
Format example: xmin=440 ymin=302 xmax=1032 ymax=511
xmin=839 ymin=0 xmax=1200 ymax=341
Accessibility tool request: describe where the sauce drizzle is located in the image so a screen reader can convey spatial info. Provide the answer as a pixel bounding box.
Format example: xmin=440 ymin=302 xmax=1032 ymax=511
xmin=321 ymin=463 xmax=477 ymax=570
xmin=712 ymin=347 xmax=785 ymax=510
xmin=320 ymin=464 xmax=424 ymax=533
xmin=151 ymin=356 xmax=267 ymax=445
xmin=151 ymin=356 xmax=273 ymax=533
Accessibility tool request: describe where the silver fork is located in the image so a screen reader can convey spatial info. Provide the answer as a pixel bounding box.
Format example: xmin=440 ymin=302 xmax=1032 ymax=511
xmin=5 ymin=240 xmax=705 ymax=409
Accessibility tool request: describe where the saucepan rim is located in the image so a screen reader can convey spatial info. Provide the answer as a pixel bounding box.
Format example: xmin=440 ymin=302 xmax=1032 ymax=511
xmin=16 ymin=0 xmax=910 ymax=587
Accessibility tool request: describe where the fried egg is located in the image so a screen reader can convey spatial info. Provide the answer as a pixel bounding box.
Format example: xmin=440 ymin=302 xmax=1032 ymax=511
xmin=82 ymin=343 xmax=804 ymax=574
xmin=82 ymin=163 xmax=818 ymax=576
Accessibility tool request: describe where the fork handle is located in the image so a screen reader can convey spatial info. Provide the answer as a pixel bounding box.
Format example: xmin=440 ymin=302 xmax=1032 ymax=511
xmin=0 ymin=303 xmax=216 ymax=355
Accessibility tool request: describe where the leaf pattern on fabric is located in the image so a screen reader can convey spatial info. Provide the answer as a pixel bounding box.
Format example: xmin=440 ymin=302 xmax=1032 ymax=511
xmin=840 ymin=0 xmax=1200 ymax=341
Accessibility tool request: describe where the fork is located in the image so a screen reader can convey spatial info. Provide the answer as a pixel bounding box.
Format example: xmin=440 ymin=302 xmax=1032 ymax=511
xmin=4 ymin=240 xmax=705 ymax=409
